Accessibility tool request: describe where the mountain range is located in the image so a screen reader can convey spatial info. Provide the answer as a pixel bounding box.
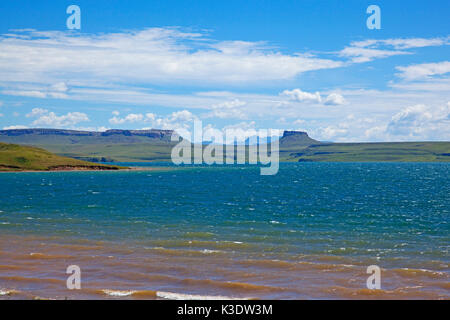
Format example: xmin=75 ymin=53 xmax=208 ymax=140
xmin=0 ymin=128 xmax=449 ymax=162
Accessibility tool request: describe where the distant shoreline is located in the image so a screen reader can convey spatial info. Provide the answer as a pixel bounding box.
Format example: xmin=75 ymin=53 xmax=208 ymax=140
xmin=0 ymin=166 xmax=173 ymax=173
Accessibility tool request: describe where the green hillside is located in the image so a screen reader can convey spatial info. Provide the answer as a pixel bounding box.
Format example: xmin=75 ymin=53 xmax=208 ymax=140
xmin=0 ymin=143 xmax=124 ymax=171
xmin=0 ymin=128 xmax=449 ymax=163
xmin=0 ymin=129 xmax=176 ymax=162
xmin=281 ymin=142 xmax=450 ymax=162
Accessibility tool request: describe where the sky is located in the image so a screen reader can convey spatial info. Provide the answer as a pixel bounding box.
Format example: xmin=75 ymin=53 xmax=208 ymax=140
xmin=0 ymin=0 xmax=449 ymax=142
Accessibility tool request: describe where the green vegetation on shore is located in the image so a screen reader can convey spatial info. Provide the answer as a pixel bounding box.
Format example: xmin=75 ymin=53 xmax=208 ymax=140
xmin=0 ymin=142 xmax=125 ymax=171
xmin=0 ymin=128 xmax=449 ymax=163
xmin=281 ymin=141 xmax=450 ymax=162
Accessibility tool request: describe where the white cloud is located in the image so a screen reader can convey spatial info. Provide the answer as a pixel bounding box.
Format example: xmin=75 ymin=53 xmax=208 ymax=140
xmin=0 ymin=28 xmax=342 ymax=88
xmin=72 ymin=126 xmax=109 ymax=132
xmin=319 ymin=125 xmax=348 ymax=140
xmin=385 ymin=103 xmax=450 ymax=138
xmin=280 ymin=89 xmax=346 ymax=106
xmin=26 ymin=108 xmax=89 ymax=127
xmin=109 ymin=113 xmax=145 ymax=124
xmin=281 ymin=88 xmax=321 ymax=103
xmin=169 ymin=110 xmax=196 ymax=122
xmin=0 ymin=113 xmax=3 ymax=117
xmin=351 ymin=37 xmax=448 ymax=50
xmin=339 ymin=47 xmax=410 ymax=63
xmin=324 ymin=93 xmax=346 ymax=105
xmin=3 ymin=125 xmax=28 ymax=130
xmin=2 ymin=82 xmax=70 ymax=99
xmin=109 ymin=109 xmax=198 ymax=131
xmin=222 ymin=121 xmax=257 ymax=142
xmin=359 ymin=102 xmax=450 ymax=141
xmin=340 ymin=37 xmax=448 ymax=63
xmin=389 ymin=78 xmax=450 ymax=92
xmin=204 ymin=99 xmax=247 ymax=119
xmin=145 ymin=113 xmax=156 ymax=121
xmin=396 ymin=61 xmax=450 ymax=81
xmin=50 ymin=82 xmax=68 ymax=92
xmin=3 ymin=90 xmax=47 ymax=98
xmin=26 ymin=108 xmax=48 ymax=117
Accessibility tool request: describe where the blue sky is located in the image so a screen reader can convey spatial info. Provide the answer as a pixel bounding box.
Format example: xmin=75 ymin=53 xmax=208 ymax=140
xmin=0 ymin=0 xmax=449 ymax=141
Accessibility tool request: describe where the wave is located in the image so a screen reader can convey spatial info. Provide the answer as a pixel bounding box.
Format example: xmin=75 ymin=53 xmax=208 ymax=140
xmin=28 ymin=252 xmax=73 ymax=260
xmin=0 ymin=275 xmax=64 ymax=285
xmin=180 ymin=278 xmax=287 ymax=293
xmin=147 ymin=246 xmax=224 ymax=256
xmin=0 ymin=264 xmax=23 ymax=270
xmin=392 ymin=268 xmax=447 ymax=279
xmin=324 ymin=285 xmax=448 ymax=299
xmin=100 ymin=289 xmax=156 ymax=297
xmin=182 ymin=232 xmax=215 ymax=239
xmin=98 ymin=289 xmax=249 ymax=300
xmin=150 ymin=239 xmax=250 ymax=250
xmin=156 ymin=291 xmax=249 ymax=300
xmin=0 ymin=289 xmax=20 ymax=296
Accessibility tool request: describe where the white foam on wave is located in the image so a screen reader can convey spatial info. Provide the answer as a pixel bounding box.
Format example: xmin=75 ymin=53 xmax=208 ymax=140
xmin=100 ymin=289 xmax=253 ymax=300
xmin=0 ymin=289 xmax=17 ymax=296
xmin=156 ymin=291 xmax=246 ymax=300
xmin=200 ymin=249 xmax=222 ymax=254
xmin=102 ymin=289 xmax=136 ymax=297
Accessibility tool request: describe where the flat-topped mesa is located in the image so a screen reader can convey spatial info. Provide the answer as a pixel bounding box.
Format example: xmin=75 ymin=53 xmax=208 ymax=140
xmin=101 ymin=129 xmax=174 ymax=139
xmin=0 ymin=128 xmax=174 ymax=139
xmin=0 ymin=128 xmax=97 ymax=136
xmin=279 ymin=130 xmax=320 ymax=147
xmin=0 ymin=128 xmax=173 ymax=138
xmin=282 ymin=131 xmax=310 ymax=138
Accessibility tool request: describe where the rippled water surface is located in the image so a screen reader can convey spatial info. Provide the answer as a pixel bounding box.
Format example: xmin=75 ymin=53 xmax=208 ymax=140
xmin=0 ymin=163 xmax=449 ymax=299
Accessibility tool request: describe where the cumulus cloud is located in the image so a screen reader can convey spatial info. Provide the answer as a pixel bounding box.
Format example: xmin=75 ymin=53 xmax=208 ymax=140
xmin=324 ymin=93 xmax=346 ymax=105
xmin=280 ymin=89 xmax=346 ymax=106
xmin=26 ymin=108 xmax=48 ymax=118
xmin=281 ymin=88 xmax=321 ymax=103
xmin=26 ymin=108 xmax=89 ymax=127
xmin=359 ymin=102 xmax=450 ymax=141
xmin=204 ymin=99 xmax=247 ymax=119
xmin=385 ymin=103 xmax=450 ymax=138
xmin=108 ymin=109 xmax=198 ymax=132
xmin=109 ymin=113 xmax=145 ymax=124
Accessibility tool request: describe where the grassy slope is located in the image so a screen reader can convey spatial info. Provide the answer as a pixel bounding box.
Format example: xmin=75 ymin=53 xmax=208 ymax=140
xmin=1 ymin=131 xmax=450 ymax=162
xmin=280 ymin=142 xmax=450 ymax=162
xmin=0 ymin=133 xmax=176 ymax=162
xmin=0 ymin=143 xmax=125 ymax=171
xmin=43 ymin=143 xmax=176 ymax=162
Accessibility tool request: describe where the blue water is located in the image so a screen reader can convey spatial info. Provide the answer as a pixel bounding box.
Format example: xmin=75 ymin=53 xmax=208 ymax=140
xmin=0 ymin=163 xmax=449 ymax=299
